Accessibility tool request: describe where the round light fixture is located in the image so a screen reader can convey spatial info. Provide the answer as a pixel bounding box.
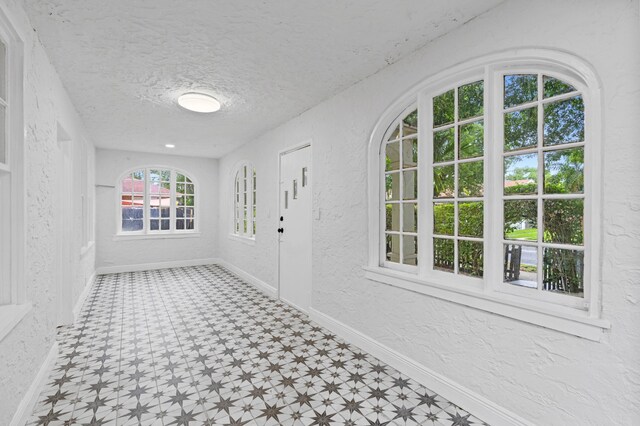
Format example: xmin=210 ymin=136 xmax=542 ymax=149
xmin=177 ymin=92 xmax=221 ymax=113
xmin=165 ymin=144 xmax=175 ymax=148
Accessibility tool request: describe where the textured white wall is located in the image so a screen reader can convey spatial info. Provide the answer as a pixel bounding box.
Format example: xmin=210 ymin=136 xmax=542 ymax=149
xmin=0 ymin=0 xmax=96 ymax=423
xmin=95 ymin=149 xmax=219 ymax=269
xmin=218 ymin=1 xmax=640 ymax=424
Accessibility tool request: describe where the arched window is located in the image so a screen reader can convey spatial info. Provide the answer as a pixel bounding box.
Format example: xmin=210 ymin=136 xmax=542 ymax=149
xmin=233 ymin=163 xmax=256 ymax=238
xmin=367 ymin=50 xmax=606 ymax=339
xmin=119 ymin=167 xmax=196 ymax=234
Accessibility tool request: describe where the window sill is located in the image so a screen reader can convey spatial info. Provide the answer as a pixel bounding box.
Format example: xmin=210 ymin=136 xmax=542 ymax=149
xmin=363 ymin=266 xmax=610 ymax=342
xmin=113 ymin=232 xmax=200 ymax=241
xmin=228 ymin=234 xmax=256 ymax=246
xmin=0 ymin=303 xmax=32 ymax=343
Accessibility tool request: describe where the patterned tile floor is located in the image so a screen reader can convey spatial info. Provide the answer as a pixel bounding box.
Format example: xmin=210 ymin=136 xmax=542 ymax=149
xmin=28 ymin=265 xmax=487 ymax=426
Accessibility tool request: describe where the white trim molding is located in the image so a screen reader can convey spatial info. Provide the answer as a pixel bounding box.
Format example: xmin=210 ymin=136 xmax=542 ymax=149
xmin=215 ymin=259 xmax=277 ymax=298
xmin=10 ymin=341 xmax=59 ymax=426
xmin=96 ymin=258 xmax=221 ymax=275
xmin=309 ymin=307 xmax=534 ymax=426
xmin=73 ymin=272 xmax=96 ymax=323
xmin=227 ymin=233 xmax=256 ymax=246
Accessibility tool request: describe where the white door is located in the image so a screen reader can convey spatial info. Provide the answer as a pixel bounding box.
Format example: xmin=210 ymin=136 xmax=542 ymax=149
xmin=57 ymin=135 xmax=74 ymax=326
xmin=278 ymin=144 xmax=312 ymax=312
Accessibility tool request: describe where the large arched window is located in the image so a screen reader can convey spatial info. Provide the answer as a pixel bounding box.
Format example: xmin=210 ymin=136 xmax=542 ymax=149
xmin=367 ymin=50 xmax=607 ymax=340
xmin=118 ymin=167 xmax=196 ymax=234
xmin=232 ymin=163 xmax=256 ymax=238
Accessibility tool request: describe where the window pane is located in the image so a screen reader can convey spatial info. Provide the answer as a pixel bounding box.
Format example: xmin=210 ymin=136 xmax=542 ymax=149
xmin=385 ymin=172 xmax=399 ymax=201
xmin=543 ymin=96 xmax=584 ymax=146
xmin=504 ymin=153 xmax=538 ymax=195
xmin=149 ymin=169 xmax=161 ymax=183
xmin=121 ymin=204 xmax=143 ymax=232
xmin=160 ymin=207 xmax=170 ymax=218
xmin=433 ymin=90 xmax=454 ymax=127
xmin=185 ymin=183 xmax=194 ymax=195
xmin=504 ymin=107 xmax=537 ymax=151
xmin=543 ymin=199 xmax=584 ymax=245
xmin=543 ymin=76 xmax=576 ymax=99
xmin=433 ymin=202 xmax=454 ymax=236
xmin=403 ymin=170 xmax=418 ymax=200
xmin=150 ymin=219 xmax=159 ymax=231
xmin=544 ymin=147 xmax=584 ymax=194
xmin=433 ymin=165 xmax=454 ymax=198
xmin=385 ymin=141 xmax=400 ymax=171
xmin=459 ymin=120 xmax=483 ymax=159
xmin=176 ymin=207 xmax=185 ymax=218
xmin=122 ymin=218 xmax=143 ymax=232
xmin=504 ymin=244 xmax=537 ymax=288
xmin=185 ymin=207 xmax=194 ymax=218
xmin=543 ymin=248 xmax=584 ymax=296
xmin=402 ymin=109 xmax=418 ymax=136
xmin=123 ymin=170 xmax=144 ymax=193
xmin=176 ymin=173 xmax=186 ymax=182
xmin=402 ymin=138 xmax=418 ymax=168
xmin=385 ymin=203 xmax=400 ymax=232
xmin=161 ymin=219 xmax=170 ymax=230
xmin=434 ymin=128 xmax=454 ymax=163
xmin=403 ymin=235 xmax=418 ymax=266
xmin=458 ymin=160 xmax=483 ymax=197
xmin=385 ymin=234 xmax=400 ymax=263
xmin=387 ymin=124 xmax=400 ymax=141
xmin=176 ymin=183 xmax=185 ymax=195
xmin=186 ymin=219 xmax=195 ymax=230
xmin=458 ymin=202 xmax=483 ymax=238
xmin=433 ymin=238 xmax=454 ymax=272
xmin=185 ymin=195 xmax=194 ymax=206
xmin=504 ymin=74 xmax=537 ymax=108
xmin=176 ymin=219 xmax=185 ymax=230
xmin=458 ymin=240 xmax=483 ymax=278
xmin=504 ymin=199 xmax=537 ymax=241
xmin=402 ymin=203 xmax=418 ymax=233
xmin=458 ymin=80 xmax=483 ymax=120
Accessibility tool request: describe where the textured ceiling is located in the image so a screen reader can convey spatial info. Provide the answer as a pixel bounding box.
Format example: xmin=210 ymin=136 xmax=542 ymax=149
xmin=22 ymin=0 xmax=502 ymax=158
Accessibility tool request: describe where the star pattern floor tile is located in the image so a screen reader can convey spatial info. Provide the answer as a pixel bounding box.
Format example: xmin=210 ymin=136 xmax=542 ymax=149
xmin=27 ymin=265 xmax=488 ymax=426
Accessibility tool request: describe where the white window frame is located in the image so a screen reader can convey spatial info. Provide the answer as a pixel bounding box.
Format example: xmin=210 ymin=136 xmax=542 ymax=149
xmin=0 ymin=5 xmax=29 ymax=342
xmin=230 ymin=162 xmax=256 ymax=242
xmin=115 ymin=166 xmax=198 ymax=237
xmin=365 ymin=49 xmax=609 ymax=341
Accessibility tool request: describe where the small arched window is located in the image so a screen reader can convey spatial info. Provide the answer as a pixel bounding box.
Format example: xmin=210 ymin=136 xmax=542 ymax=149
xmin=119 ymin=167 xmax=196 ymax=234
xmin=233 ymin=163 xmax=256 ymax=238
xmin=367 ymin=50 xmax=606 ymax=339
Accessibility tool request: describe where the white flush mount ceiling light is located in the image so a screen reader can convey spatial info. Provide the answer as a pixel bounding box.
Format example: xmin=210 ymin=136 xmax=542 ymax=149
xmin=165 ymin=144 xmax=175 ymax=148
xmin=177 ymin=92 xmax=221 ymax=113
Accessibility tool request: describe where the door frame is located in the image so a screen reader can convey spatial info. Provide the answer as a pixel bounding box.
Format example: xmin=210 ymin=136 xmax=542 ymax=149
xmin=277 ymin=139 xmax=312 ymax=304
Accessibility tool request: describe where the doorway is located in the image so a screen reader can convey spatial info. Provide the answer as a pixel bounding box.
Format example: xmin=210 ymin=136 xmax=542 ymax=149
xmin=278 ymin=143 xmax=312 ymax=313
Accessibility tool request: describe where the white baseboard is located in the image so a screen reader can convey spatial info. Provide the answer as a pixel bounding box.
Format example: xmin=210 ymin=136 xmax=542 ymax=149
xmin=95 ymin=258 xmax=221 ymax=275
xmin=215 ymin=260 xmax=277 ymax=298
xmin=279 ymin=296 xmax=309 ymax=315
xmin=73 ymin=271 xmax=96 ymax=323
xmin=308 ymin=307 xmax=534 ymax=426
xmin=10 ymin=341 xmax=59 ymax=426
